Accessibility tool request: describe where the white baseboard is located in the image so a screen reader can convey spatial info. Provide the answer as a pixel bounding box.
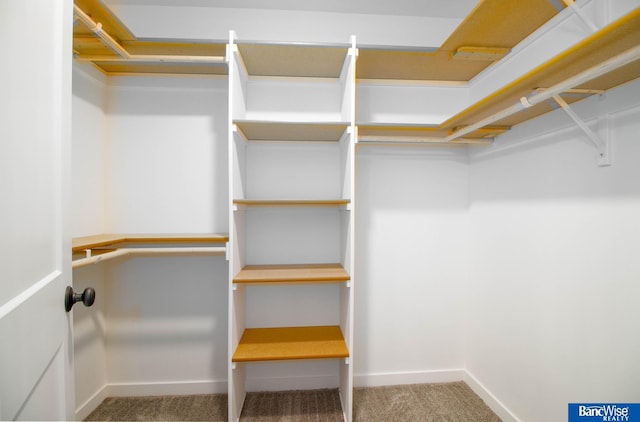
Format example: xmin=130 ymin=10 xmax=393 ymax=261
xmin=355 ymin=368 xmax=519 ymax=421
xmin=75 ymin=385 xmax=109 ymax=422
xmin=246 ymin=374 xmax=339 ymax=392
xmin=107 ymin=379 xmax=228 ymax=397
xmin=75 ymin=371 xmax=517 ymax=422
xmin=354 ymin=368 xmax=466 ymax=387
xmin=463 ymin=371 xmax=520 ymax=422
xmin=75 ymin=379 xmax=227 ymax=420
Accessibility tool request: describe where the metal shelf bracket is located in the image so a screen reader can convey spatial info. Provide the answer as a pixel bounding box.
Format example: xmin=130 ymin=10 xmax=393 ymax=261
xmin=552 ymin=95 xmax=611 ymax=167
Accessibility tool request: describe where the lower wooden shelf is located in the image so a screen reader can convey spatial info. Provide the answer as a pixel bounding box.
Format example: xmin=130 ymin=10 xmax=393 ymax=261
xmin=72 ymin=233 xmax=229 ymax=253
xmin=233 ymin=263 xmax=350 ymax=284
xmin=233 ymin=199 xmax=350 ymax=207
xmin=232 ymin=325 xmax=349 ymax=362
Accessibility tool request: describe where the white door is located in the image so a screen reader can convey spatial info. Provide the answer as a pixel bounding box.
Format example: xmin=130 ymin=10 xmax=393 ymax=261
xmin=0 ymin=0 xmax=74 ymax=420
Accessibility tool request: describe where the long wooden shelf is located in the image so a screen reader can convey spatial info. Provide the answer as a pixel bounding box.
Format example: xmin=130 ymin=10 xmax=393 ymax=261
xmin=234 ymin=121 xmax=349 ymax=142
xmin=357 ymin=124 xmax=506 ymax=144
xmin=72 ymin=233 xmax=229 ymax=253
xmin=234 ymin=263 xmax=349 ymax=284
xmin=233 ymin=199 xmax=350 ymax=208
xmin=232 ymin=325 xmax=349 ymax=362
xmin=440 ymin=8 xmax=640 ymax=132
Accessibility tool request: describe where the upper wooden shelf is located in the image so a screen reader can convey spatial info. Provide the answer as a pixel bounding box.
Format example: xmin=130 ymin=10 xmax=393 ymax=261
xmin=440 ymin=8 xmax=640 ymax=132
xmin=234 ymin=121 xmax=349 ymax=142
xmin=73 ymin=0 xmax=227 ymax=76
xmin=232 ymin=325 xmax=349 ymax=362
xmin=234 ymin=263 xmax=350 ymax=284
xmin=237 ymin=43 xmax=350 ymax=78
xmin=357 ymin=0 xmax=563 ymax=81
xmin=72 ymin=233 xmax=229 ymax=253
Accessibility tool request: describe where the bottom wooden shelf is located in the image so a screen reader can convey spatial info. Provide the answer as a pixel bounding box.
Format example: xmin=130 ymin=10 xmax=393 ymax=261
xmin=232 ymin=325 xmax=349 ymax=362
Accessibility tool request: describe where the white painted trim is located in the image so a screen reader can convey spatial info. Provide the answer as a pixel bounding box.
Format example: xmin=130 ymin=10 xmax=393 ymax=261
xmin=464 ymin=371 xmax=520 ymax=422
xmin=73 ymin=371 xmax=517 ymax=420
xmin=74 ymin=384 xmax=109 ymax=422
xmin=354 ymin=368 xmax=465 ymax=387
xmin=246 ymin=374 xmax=339 ymax=392
xmin=354 ymin=368 xmax=519 ymax=421
xmin=74 ymin=380 xmax=228 ymax=420
xmin=107 ymin=379 xmax=228 ymax=397
xmin=0 ymin=270 xmax=61 ymax=320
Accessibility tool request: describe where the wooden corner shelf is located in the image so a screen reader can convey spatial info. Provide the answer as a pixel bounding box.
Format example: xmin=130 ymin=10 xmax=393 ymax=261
xmin=440 ymin=8 xmax=640 ymax=132
xmin=356 ymin=0 xmax=563 ymax=81
xmin=232 ymin=325 xmax=349 ymax=362
xmin=233 ymin=263 xmax=350 ymax=284
xmin=234 ymin=121 xmax=349 ymax=142
xmin=72 ymin=233 xmax=229 ymax=253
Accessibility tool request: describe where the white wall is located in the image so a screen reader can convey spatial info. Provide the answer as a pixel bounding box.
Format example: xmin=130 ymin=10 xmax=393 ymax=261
xmin=71 ymin=71 xmax=230 ymax=417
xmin=104 ymin=256 xmax=228 ymax=394
xmin=355 ymin=146 xmax=468 ymax=385
xmin=107 ymin=76 xmax=228 ymax=233
xmin=357 ymin=82 xmax=469 ymax=125
xmin=105 ymin=5 xmax=461 ymax=48
xmin=466 ymin=79 xmax=640 ymax=421
xmin=72 ymin=64 xmax=108 ymax=237
xmin=71 ymin=64 xmax=109 ymax=419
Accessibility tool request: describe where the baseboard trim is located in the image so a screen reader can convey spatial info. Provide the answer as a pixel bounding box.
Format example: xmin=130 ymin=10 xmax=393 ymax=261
xmin=75 ymin=385 xmax=109 ymax=422
xmin=107 ymin=379 xmax=228 ymax=397
xmin=354 ymin=368 xmax=466 ymax=387
xmin=75 ymin=379 xmax=227 ymax=419
xmin=75 ymin=371 xmax=518 ymax=422
xmin=463 ymin=371 xmax=520 ymax=422
xmin=246 ymin=374 xmax=339 ymax=392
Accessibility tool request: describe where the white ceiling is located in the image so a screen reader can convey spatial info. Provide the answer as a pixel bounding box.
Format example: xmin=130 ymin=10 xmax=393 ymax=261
xmin=103 ymin=0 xmax=480 ymax=19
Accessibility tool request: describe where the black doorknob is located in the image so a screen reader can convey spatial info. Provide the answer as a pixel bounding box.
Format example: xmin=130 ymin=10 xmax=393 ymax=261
xmin=65 ymin=286 xmax=96 ymax=312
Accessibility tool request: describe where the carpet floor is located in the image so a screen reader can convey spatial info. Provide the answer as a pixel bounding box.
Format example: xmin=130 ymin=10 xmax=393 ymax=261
xmin=84 ymin=381 xmax=501 ymax=421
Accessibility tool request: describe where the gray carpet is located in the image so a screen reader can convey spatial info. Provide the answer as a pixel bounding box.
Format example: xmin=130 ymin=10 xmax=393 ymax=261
xmin=85 ymin=382 xmax=501 ymax=421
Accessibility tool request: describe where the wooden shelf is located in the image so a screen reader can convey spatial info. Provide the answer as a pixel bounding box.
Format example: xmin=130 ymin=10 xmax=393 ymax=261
xmin=357 ymin=0 xmax=563 ymax=81
xmin=232 ymin=325 xmax=349 ymax=362
xmin=233 ymin=199 xmax=350 ymax=208
xmin=72 ymin=233 xmax=229 ymax=253
xmin=237 ymin=43 xmax=349 ymax=78
xmin=357 ymin=124 xmax=506 ymax=144
xmin=235 ymin=121 xmax=349 ymax=142
xmin=73 ymin=0 xmax=227 ymax=76
xmin=234 ymin=264 xmax=349 ymax=284
xmin=440 ymin=8 xmax=640 ymax=132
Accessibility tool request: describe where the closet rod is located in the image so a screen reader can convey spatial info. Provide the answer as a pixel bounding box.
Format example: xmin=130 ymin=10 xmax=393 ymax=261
xmin=444 ymin=42 xmax=640 ymax=143
xmin=74 ymin=4 xmax=129 ymax=58
xmin=73 ymin=5 xmax=225 ymax=64
xmin=72 ymin=247 xmax=226 ymax=269
xmin=75 ymin=55 xmax=226 ymax=64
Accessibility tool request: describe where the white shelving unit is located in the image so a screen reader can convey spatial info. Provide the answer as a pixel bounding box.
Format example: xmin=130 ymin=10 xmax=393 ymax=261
xmin=227 ymin=33 xmax=357 ymax=422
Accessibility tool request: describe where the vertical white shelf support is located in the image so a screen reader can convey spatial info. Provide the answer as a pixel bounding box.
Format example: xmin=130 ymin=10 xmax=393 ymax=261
xmin=338 ymin=35 xmax=357 ymax=422
xmin=227 ymin=30 xmax=247 ymax=422
xmin=227 ymin=34 xmax=357 ymax=422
